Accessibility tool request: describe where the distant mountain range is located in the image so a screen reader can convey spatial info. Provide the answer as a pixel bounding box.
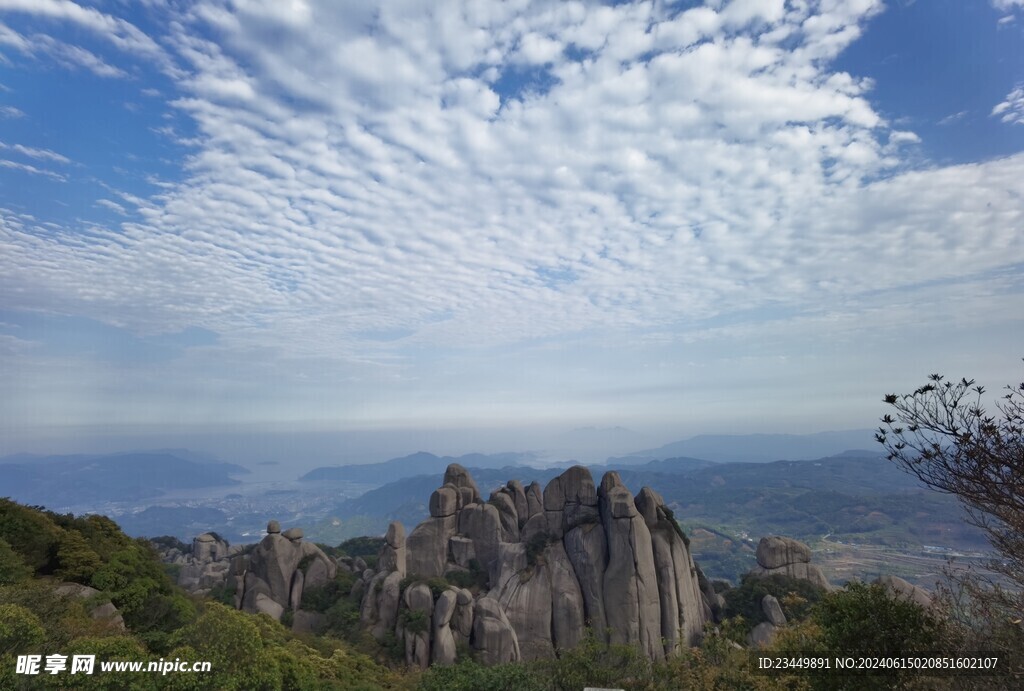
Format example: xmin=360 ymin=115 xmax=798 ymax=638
xmin=297 ymin=430 xmax=877 ymax=487
xmin=0 ymin=451 xmax=248 ymax=507
xmin=606 ymin=430 xmax=878 ymax=464
xmin=298 ymin=451 xmax=541 ymax=485
xmin=308 ymin=450 xmax=986 ymax=557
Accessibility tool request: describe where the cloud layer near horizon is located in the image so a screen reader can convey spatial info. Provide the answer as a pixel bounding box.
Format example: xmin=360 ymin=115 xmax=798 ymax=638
xmin=1 ymin=0 xmax=1022 ymax=434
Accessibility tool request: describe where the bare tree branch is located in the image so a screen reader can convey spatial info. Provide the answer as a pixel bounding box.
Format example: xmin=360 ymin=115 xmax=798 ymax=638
xmin=876 ymin=365 xmax=1024 ymax=622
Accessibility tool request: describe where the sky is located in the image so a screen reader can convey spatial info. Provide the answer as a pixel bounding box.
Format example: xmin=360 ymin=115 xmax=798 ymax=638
xmin=1 ymin=0 xmax=1022 ymax=462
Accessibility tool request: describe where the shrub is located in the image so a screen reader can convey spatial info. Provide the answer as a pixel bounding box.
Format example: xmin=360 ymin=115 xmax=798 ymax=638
xmin=723 ymin=573 xmax=825 ymax=626
xmin=0 ymin=538 xmax=31 ymax=585
xmin=525 ymin=531 xmax=554 ymax=567
xmin=418 ymin=659 xmax=545 ymax=691
xmin=0 ymin=603 xmax=45 ymax=655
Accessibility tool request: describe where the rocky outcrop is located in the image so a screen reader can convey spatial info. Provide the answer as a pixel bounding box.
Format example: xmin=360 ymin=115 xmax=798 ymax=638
xmin=355 ymin=464 xmax=709 ymax=667
xmin=155 ymin=533 xmax=243 ymax=596
xmin=745 ymin=594 xmax=787 ymax=647
xmin=748 ymin=536 xmax=831 ymax=590
xmin=233 ymin=521 xmax=337 ymax=626
xmin=599 ymin=472 xmax=663 ymax=660
xmin=874 ymin=575 xmax=933 ymax=609
xmin=748 ymin=620 xmax=778 ymax=647
xmin=762 ymin=594 xmax=787 ymax=627
xmin=54 ymin=582 xmax=126 ymax=631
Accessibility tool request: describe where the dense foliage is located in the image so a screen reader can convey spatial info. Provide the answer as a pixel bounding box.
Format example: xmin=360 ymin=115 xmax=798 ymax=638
xmin=723 ymin=573 xmax=826 ymax=625
xmin=0 ymin=500 xmax=404 ymax=690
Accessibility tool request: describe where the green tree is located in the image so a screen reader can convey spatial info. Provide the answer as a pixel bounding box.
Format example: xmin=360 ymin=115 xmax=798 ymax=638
xmin=0 ymin=538 xmax=32 ymax=585
xmin=167 ymin=603 xmax=280 ymax=690
xmin=775 ymin=582 xmax=949 ymax=691
xmin=811 ymin=582 xmax=944 ymax=655
xmin=418 ymin=659 xmax=544 ymax=691
xmin=0 ymin=499 xmax=63 ymax=573
xmin=723 ymin=573 xmax=826 ymax=627
xmin=55 ymin=529 xmax=103 ymax=583
xmin=50 ymin=636 xmax=158 ymax=691
xmin=0 ymin=603 xmax=45 ymax=655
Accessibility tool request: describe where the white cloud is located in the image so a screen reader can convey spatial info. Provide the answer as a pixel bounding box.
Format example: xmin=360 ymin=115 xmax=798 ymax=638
xmin=0 ymin=141 xmax=70 ymax=163
xmin=0 ymin=22 xmax=129 ymax=77
xmin=938 ymin=110 xmax=968 ymax=125
xmin=0 ymin=158 xmax=66 ymax=180
xmin=992 ymin=84 xmax=1024 ymax=124
xmin=0 ymin=0 xmax=176 ymax=73
xmin=517 ymin=32 xmax=563 ymax=65
xmin=0 ymin=104 xmax=24 ymax=118
xmin=993 ymin=0 xmax=1024 ymax=24
xmin=95 ymin=199 xmax=128 ymax=215
xmin=1 ymin=0 xmax=1022 ymax=429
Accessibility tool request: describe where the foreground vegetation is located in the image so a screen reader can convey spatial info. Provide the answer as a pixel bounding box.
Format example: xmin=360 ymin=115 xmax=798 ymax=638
xmin=2 ymin=497 xmax=1021 ymax=689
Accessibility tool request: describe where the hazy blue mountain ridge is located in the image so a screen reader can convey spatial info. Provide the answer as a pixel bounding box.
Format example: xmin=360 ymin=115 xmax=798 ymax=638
xmin=609 ymin=430 xmax=878 ymax=464
xmin=0 ymin=452 xmax=247 ymax=506
xmin=299 ymin=451 xmax=540 ymax=484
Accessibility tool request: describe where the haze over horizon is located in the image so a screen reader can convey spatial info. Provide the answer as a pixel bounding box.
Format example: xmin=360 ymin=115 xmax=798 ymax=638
xmin=2 ymin=0 xmax=1022 ymax=460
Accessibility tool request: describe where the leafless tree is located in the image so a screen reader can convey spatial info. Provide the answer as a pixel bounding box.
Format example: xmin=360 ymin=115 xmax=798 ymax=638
xmin=876 ymin=367 xmax=1023 ymax=679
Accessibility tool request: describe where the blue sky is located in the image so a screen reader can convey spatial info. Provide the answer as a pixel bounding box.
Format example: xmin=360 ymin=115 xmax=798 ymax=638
xmin=1 ymin=0 xmax=1022 ymax=459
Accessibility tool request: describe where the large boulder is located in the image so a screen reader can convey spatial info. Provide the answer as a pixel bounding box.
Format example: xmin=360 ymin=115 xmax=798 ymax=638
xmin=748 ymin=621 xmax=778 ymax=648
xmin=54 ymin=583 xmax=126 ymax=631
xmin=749 ymin=536 xmax=831 ymax=591
xmin=165 ymin=533 xmax=240 ymax=595
xmin=378 ymin=521 xmax=407 ymax=576
xmin=497 ymin=556 xmax=554 ymax=660
xmin=451 ymin=588 xmax=474 ymax=646
xmin=193 ymin=533 xmax=230 ymax=562
xmin=406 ymin=515 xmax=457 ymax=578
xmin=443 ymin=464 xmax=482 ymax=505
xmin=525 ymin=482 xmax=544 ymax=519
xmin=402 ymin=582 xmax=435 ymax=669
xmin=563 ymin=522 xmax=608 ymax=642
xmin=430 ymin=487 xmax=459 ymax=518
xmin=599 ymin=472 xmax=664 ymax=661
xmin=372 ymin=571 xmax=403 ymax=641
xmin=875 ymin=575 xmax=934 ymax=609
xmin=762 ymin=594 xmax=787 ymax=627
xmin=246 ymin=533 xmax=303 ymax=610
xmin=489 ymin=490 xmax=520 ymax=542
xmin=472 ymin=597 xmax=521 ymax=665
xmin=457 ymin=502 xmax=502 ymax=579
xmin=238 ymin=523 xmax=336 ymax=620
xmin=756 ymin=536 xmax=812 ymax=569
xmin=432 ymin=588 xmax=459 ymax=666
xmin=507 ymin=480 xmax=529 ymax=528
xmin=547 ymin=539 xmax=585 ymax=652
xmin=636 ymin=487 xmax=705 ymax=653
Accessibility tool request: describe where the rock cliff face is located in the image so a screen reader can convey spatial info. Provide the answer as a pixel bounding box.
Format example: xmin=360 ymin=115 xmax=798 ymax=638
xmin=357 ymin=464 xmax=709 ymax=667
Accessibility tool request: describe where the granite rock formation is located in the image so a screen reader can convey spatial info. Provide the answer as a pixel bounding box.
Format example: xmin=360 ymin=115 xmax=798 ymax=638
xmin=748 ymin=536 xmax=831 ymax=590
xmin=168 ymin=533 xmax=243 ymax=595
xmin=236 ymin=520 xmax=338 ymax=621
xmin=874 ymin=575 xmax=934 ymax=609
xmin=357 ymin=463 xmax=709 ymax=667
